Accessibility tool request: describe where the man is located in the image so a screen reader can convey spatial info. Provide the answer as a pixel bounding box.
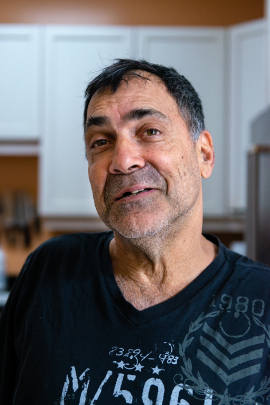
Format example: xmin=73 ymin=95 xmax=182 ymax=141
xmin=0 ymin=59 xmax=270 ymax=404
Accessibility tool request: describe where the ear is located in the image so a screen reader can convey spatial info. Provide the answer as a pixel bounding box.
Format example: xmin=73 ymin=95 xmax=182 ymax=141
xmin=196 ymin=130 xmax=215 ymax=179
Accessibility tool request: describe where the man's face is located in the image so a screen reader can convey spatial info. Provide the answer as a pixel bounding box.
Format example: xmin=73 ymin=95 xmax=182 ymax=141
xmin=85 ymin=73 xmax=205 ymax=239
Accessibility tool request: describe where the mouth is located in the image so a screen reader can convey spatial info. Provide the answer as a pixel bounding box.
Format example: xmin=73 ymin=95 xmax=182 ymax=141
xmin=114 ymin=188 xmax=154 ymax=202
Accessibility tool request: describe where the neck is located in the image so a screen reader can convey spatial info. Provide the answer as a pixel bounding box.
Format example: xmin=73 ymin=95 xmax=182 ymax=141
xmin=109 ymin=210 xmax=218 ymax=310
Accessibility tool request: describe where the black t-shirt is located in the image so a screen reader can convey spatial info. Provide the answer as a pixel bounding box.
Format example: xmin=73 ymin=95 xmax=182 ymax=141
xmin=0 ymin=231 xmax=270 ymax=405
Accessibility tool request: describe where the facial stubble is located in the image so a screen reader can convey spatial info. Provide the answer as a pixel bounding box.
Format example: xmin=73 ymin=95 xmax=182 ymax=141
xmin=93 ymin=162 xmax=201 ymax=242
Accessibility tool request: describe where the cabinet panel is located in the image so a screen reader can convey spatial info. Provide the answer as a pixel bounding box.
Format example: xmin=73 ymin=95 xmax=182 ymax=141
xmin=40 ymin=26 xmax=134 ymax=216
xmin=0 ymin=25 xmax=41 ymax=140
xmin=136 ymin=27 xmax=226 ymax=216
xmin=40 ymin=23 xmax=267 ymax=218
xmin=228 ymin=20 xmax=268 ymax=212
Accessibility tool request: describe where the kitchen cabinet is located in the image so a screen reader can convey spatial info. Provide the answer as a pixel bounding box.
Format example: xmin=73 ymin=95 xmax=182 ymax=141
xmin=40 ymin=26 xmax=228 ymax=218
xmin=136 ymin=27 xmax=226 ymax=216
xmin=40 ymin=26 xmax=135 ymax=216
xmin=0 ymin=22 xmax=264 ymax=221
xmin=228 ymin=19 xmax=268 ymax=213
xmin=0 ymin=25 xmax=41 ymax=141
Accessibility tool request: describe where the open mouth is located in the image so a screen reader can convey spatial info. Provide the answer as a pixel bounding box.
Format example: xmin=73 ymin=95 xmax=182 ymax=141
xmin=115 ymin=188 xmax=153 ymax=201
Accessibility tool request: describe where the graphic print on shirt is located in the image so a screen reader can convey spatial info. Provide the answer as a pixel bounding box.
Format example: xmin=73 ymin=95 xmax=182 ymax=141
xmin=176 ymin=306 xmax=270 ymax=404
xmin=55 ymin=294 xmax=270 ymax=405
xmin=55 ymin=341 xmax=204 ymax=405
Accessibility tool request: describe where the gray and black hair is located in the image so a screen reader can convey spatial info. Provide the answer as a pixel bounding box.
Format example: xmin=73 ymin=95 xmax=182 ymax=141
xmin=84 ymin=59 xmax=205 ymax=141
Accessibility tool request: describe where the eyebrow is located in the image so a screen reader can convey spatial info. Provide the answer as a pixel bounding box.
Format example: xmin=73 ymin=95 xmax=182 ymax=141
xmin=84 ymin=108 xmax=168 ymax=133
xmin=123 ymin=108 xmax=168 ymax=121
xmin=84 ymin=115 xmax=109 ymax=132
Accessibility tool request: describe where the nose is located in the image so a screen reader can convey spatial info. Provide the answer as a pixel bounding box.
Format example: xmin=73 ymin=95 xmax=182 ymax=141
xmin=109 ymin=137 xmax=145 ymax=174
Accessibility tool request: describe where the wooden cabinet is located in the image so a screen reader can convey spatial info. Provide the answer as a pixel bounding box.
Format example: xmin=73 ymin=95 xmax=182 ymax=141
xmin=0 ymin=25 xmax=41 ymax=141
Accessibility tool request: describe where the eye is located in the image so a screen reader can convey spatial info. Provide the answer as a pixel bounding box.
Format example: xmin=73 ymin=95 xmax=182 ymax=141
xmin=145 ymin=129 xmax=160 ymax=136
xmin=91 ymin=139 xmax=108 ymax=149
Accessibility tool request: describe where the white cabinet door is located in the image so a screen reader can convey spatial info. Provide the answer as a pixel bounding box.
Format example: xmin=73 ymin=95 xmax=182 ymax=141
xmin=40 ymin=26 xmax=134 ymax=216
xmin=136 ymin=27 xmax=226 ymax=216
xmin=0 ymin=25 xmax=41 ymax=140
xmin=228 ymin=19 xmax=268 ymax=213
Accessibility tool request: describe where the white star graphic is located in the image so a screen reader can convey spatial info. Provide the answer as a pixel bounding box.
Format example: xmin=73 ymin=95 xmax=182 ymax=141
xmin=134 ymin=363 xmax=144 ymax=372
xmin=151 ymin=366 xmax=164 ymax=375
xmin=113 ymin=360 xmax=126 ymax=369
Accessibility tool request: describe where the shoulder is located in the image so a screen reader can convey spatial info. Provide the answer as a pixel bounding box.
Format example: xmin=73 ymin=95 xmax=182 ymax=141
xmin=29 ymin=231 xmax=113 ymax=260
xmin=206 ymin=233 xmax=270 ymax=289
xmin=5 ymin=231 xmax=114 ymax=307
xmin=223 ymin=245 xmax=270 ymax=277
xmin=219 ymin=243 xmax=270 ymax=302
xmin=207 ymin=233 xmax=270 ymax=276
xmin=38 ymin=230 xmax=113 ymax=250
xmin=18 ymin=231 xmax=114 ymax=282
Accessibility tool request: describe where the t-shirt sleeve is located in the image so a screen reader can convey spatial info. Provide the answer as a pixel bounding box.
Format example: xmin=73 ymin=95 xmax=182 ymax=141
xmin=0 ymin=253 xmax=33 ymax=402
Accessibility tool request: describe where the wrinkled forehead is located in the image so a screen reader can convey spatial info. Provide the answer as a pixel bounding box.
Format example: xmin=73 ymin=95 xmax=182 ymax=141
xmin=89 ymin=71 xmax=169 ymax=106
xmin=86 ymin=73 xmax=178 ymax=120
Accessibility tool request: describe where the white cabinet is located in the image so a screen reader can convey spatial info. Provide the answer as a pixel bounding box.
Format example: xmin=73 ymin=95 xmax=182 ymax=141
xmin=40 ymin=26 xmax=134 ymax=216
xmin=40 ymin=26 xmax=227 ymax=218
xmin=228 ymin=20 xmax=268 ymax=213
xmin=37 ymin=22 xmax=268 ymax=219
xmin=136 ymin=28 xmax=226 ymax=216
xmin=0 ymin=25 xmax=41 ymax=140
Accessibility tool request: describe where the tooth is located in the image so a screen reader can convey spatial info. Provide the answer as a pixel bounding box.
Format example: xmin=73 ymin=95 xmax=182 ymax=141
xmin=131 ymin=189 xmax=144 ymax=195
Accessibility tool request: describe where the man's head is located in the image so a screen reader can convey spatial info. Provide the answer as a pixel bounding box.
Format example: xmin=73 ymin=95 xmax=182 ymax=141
xmin=84 ymin=59 xmax=205 ymax=142
xmin=84 ymin=59 xmax=214 ymax=241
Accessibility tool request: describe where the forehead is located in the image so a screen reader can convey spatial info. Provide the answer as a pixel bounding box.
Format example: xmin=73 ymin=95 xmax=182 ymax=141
xmin=86 ymin=73 xmax=180 ymax=120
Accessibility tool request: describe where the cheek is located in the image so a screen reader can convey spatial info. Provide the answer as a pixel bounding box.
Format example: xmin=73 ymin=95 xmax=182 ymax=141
xmin=149 ymin=149 xmax=183 ymax=177
xmin=146 ymin=146 xmax=174 ymax=168
xmin=88 ymin=162 xmax=105 ymax=199
xmin=158 ymin=152 xmax=199 ymax=192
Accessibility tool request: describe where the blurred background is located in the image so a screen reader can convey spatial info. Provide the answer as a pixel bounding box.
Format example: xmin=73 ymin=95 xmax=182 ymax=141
xmin=0 ymin=0 xmax=269 ymax=295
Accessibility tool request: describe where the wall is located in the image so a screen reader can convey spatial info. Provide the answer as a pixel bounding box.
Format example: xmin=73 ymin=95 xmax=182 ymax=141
xmin=0 ymin=0 xmax=264 ymax=26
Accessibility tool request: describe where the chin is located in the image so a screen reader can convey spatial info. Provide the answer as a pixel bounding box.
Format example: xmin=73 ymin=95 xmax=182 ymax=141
xmin=114 ymin=227 xmax=160 ymax=240
xmin=106 ymin=214 xmax=172 ymax=241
